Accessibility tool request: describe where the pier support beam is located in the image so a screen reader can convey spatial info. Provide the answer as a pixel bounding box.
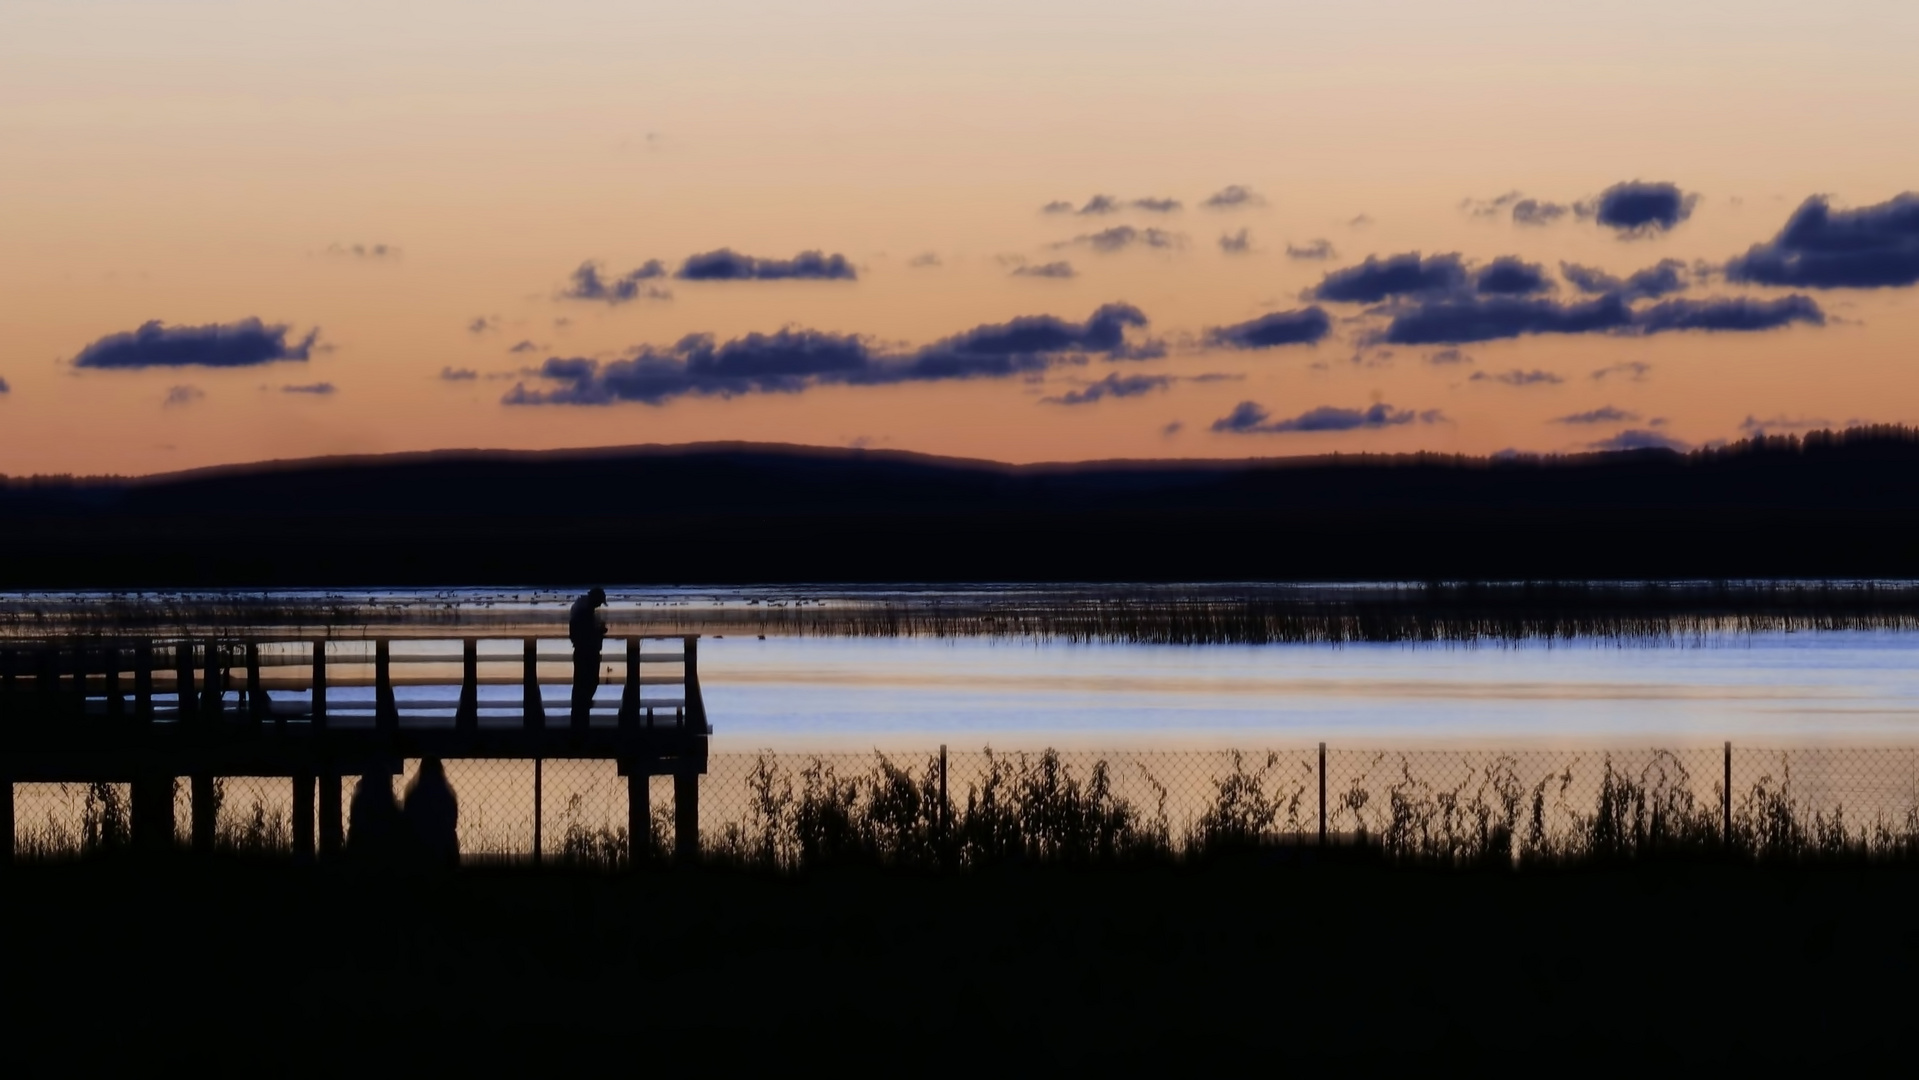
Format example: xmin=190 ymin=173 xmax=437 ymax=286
xmin=292 ymin=774 xmax=315 ymax=861
xmin=318 ymin=775 xmax=343 ymax=856
xmin=673 ymin=772 xmax=699 ymax=861
xmin=130 ymin=776 xmax=175 ymax=854
xmin=191 ymin=774 xmax=217 ymax=853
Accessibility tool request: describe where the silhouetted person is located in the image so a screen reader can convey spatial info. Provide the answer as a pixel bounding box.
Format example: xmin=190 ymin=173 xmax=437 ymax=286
xmin=402 ymin=756 xmax=460 ymax=866
xmin=569 ymin=587 xmax=608 ymax=728
xmin=347 ymin=772 xmax=401 ymax=863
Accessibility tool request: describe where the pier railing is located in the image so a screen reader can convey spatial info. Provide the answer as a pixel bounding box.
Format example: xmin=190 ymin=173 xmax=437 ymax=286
xmin=0 ymin=634 xmax=708 ymax=861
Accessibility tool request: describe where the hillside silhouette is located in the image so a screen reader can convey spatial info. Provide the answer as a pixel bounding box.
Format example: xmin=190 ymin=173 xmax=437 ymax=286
xmin=6 ymin=427 xmax=1919 ymax=586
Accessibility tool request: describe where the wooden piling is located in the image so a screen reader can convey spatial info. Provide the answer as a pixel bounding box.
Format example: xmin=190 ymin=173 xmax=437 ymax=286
xmin=133 ymin=643 xmax=153 ymax=721
xmin=375 ymin=639 xmax=399 ymax=736
xmin=311 ymin=641 xmax=328 ymax=729
xmin=175 ymin=642 xmax=195 ymax=720
xmin=318 ymin=775 xmax=343 ymax=856
xmin=626 ymin=768 xmax=651 ymax=864
xmin=201 ymin=640 xmax=221 ymax=720
xmin=619 ymin=637 xmax=640 ymax=732
xmin=104 ymin=646 xmax=124 ymax=721
xmin=522 ymin=638 xmax=544 ymax=729
xmin=674 ymin=771 xmax=699 ymax=860
xmin=456 ymin=638 xmax=478 ymax=733
xmin=292 ymin=774 xmax=315 ymax=861
xmin=191 ymin=774 xmax=216 ymax=852
xmin=246 ymin=642 xmax=266 ymax=724
xmin=131 ymin=776 xmax=175 ymax=854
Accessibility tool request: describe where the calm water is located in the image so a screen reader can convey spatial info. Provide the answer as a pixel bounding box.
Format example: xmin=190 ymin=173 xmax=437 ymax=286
xmin=694 ymin=631 xmax=1919 ymax=749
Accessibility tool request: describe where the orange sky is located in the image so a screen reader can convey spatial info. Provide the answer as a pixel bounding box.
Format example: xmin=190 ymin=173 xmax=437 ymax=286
xmin=2 ymin=0 xmax=1916 ymax=477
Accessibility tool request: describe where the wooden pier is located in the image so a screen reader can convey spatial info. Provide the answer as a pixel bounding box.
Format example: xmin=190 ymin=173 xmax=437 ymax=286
xmin=0 ymin=634 xmax=710 ymax=861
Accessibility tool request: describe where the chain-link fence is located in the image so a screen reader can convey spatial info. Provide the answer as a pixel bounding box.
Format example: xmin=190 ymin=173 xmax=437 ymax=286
xmin=15 ymin=745 xmax=1919 ymax=864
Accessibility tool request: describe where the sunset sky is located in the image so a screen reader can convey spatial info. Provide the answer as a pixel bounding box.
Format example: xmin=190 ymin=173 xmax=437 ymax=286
xmin=3 ymin=0 xmax=1916 ymax=477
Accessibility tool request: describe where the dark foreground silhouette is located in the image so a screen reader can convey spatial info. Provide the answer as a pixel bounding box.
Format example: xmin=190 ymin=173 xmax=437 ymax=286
xmin=4 ymin=856 xmax=1915 ymax=1069
xmin=9 ymin=426 xmax=1919 ymax=585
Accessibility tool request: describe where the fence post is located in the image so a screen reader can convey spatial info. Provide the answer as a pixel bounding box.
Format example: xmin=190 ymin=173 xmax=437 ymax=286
xmin=619 ymin=637 xmax=640 ymax=731
xmin=532 ymin=758 xmax=543 ymax=865
xmin=1722 ymin=741 xmax=1732 ymax=848
xmin=2 ymin=780 xmax=12 ymax=864
xmin=202 ymin=640 xmax=222 ymax=720
xmin=1318 ymin=742 xmax=1327 ymax=846
xmin=104 ymin=646 xmax=124 ymax=721
xmin=318 ymin=776 xmax=343 ymax=857
xmin=939 ymin=744 xmax=949 ymax=844
xmin=175 ymin=642 xmax=195 ymax=722
xmin=627 ymin=766 xmax=652 ymax=865
xmin=191 ymin=774 xmax=216 ymax=853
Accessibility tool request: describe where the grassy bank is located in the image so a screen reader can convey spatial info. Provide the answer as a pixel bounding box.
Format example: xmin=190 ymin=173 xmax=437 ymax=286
xmin=3 ymin=855 xmax=1915 ymax=1069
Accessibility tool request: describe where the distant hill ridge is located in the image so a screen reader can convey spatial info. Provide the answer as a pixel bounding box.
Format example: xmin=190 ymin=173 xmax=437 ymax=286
xmin=4 ymin=426 xmax=1919 ymax=585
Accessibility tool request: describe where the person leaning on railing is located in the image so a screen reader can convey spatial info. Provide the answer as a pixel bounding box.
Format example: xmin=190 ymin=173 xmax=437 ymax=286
xmin=569 ymin=587 xmax=608 ymax=726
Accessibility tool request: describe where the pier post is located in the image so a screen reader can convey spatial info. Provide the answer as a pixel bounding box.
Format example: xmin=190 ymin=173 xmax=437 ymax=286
xmin=456 ymin=639 xmax=478 ymax=734
xmin=133 ymin=643 xmax=153 ymax=721
xmin=375 ymin=640 xmax=398 ymax=736
xmin=522 ymin=638 xmax=544 ymax=730
xmin=619 ymin=637 xmax=640 ymax=731
xmin=246 ymin=642 xmax=266 ymax=724
xmin=292 ymin=774 xmax=315 ymax=861
xmin=130 ymin=777 xmax=175 ymax=854
xmin=191 ymin=774 xmax=217 ymax=853
xmin=104 ymin=646 xmax=124 ymax=721
xmin=674 ymin=771 xmax=699 ymax=860
xmin=626 ymin=767 xmax=652 ymax=864
xmin=684 ymin=636 xmax=704 ymax=733
xmin=202 ymin=640 xmax=222 ymax=720
xmin=311 ymin=641 xmax=328 ymax=728
xmin=175 ymin=642 xmax=195 ymax=721
xmin=318 ymin=775 xmax=343 ymax=856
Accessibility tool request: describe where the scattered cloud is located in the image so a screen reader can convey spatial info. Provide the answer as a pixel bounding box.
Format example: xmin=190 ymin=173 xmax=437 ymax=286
xmin=559 ymin=260 xmax=671 ymax=303
xmin=1211 ymin=400 xmax=1442 ymax=434
xmin=72 ymin=319 xmax=319 ymax=369
xmin=1554 ymin=406 xmax=1639 ymax=424
xmin=1726 ymin=192 xmax=1919 ymax=289
xmin=1285 ymin=239 xmax=1336 ymax=260
xmin=0 ymin=376 xmax=10 ymax=394
xmin=908 ymin=252 xmax=943 ymax=268
xmin=1202 ymin=185 xmax=1264 ymax=210
xmin=1470 ymin=369 xmax=1565 ymax=387
xmin=1560 ymin=259 xmax=1689 ymax=299
xmin=1474 ymin=257 xmax=1554 ymax=296
xmin=1040 ymin=372 xmax=1174 ymax=405
xmin=1462 ymin=191 xmax=1524 ymax=219
xmin=1042 ymin=200 xmax=1075 ymax=214
xmin=1590 ymin=181 xmax=1699 ymax=236
xmin=1012 ymin=261 xmax=1077 ymax=279
xmin=677 ymin=249 xmax=856 ymax=281
xmin=1513 ymin=199 xmax=1571 ymax=226
xmin=281 ymin=382 xmax=336 ymax=395
xmin=325 ymin=243 xmax=398 ymax=259
xmin=1205 ymin=307 xmax=1333 ymax=349
xmin=1380 ymin=292 xmax=1820 ymax=345
xmin=1161 ymin=420 xmax=1184 ymax=437
xmin=1591 ymin=361 xmax=1652 ymax=382
xmin=467 ymin=316 xmax=497 ymax=334
xmin=1348 ymin=214 xmax=1374 ymax=228
xmin=163 ymin=385 xmax=204 ymax=407
xmin=1739 ymin=414 xmax=1835 ymax=434
xmin=1219 ymin=229 xmax=1253 ymax=254
xmin=1425 ymin=348 xmax=1473 ymax=366
xmin=1588 ymin=428 xmax=1688 ymax=452
xmin=508 ymin=340 xmax=541 ymax=354
xmin=1053 ymin=226 xmax=1182 ymax=253
xmin=439 ymin=367 xmax=478 ymax=381
xmin=504 ymin=303 xmax=1154 ymax=406
xmin=1311 ymin=253 xmax=1468 ymax=303
xmin=1132 ymin=197 xmax=1182 ymax=213
xmin=1042 ymin=194 xmax=1184 ymax=215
